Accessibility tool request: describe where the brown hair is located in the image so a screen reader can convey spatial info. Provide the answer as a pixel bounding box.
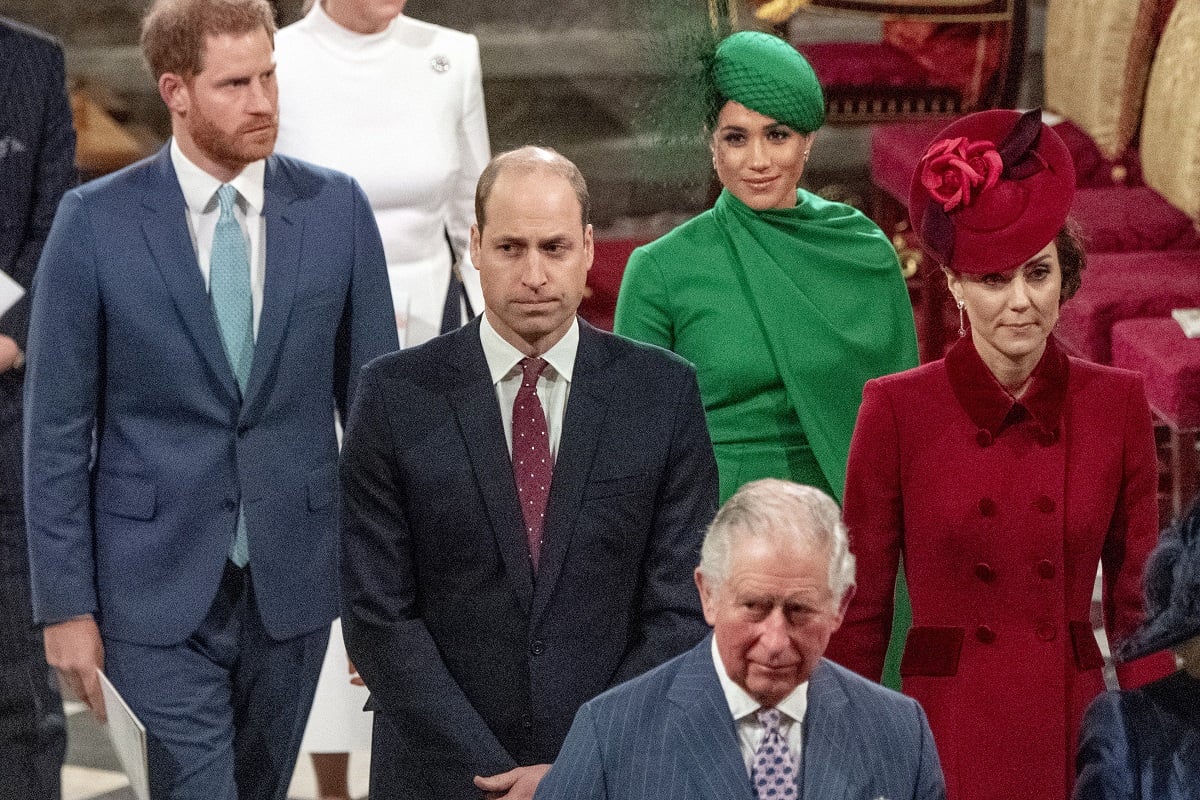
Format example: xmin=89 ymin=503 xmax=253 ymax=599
xmin=475 ymin=146 xmax=590 ymax=231
xmin=141 ymin=0 xmax=276 ymax=80
xmin=1055 ymin=220 xmax=1086 ymax=301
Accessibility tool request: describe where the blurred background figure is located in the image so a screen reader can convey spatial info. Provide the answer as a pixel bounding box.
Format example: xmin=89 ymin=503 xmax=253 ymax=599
xmin=0 ymin=15 xmax=76 ymax=800
xmin=275 ymin=0 xmax=489 ymax=349
xmin=1074 ymin=494 xmax=1200 ymax=800
xmin=274 ymin=2 xmax=490 ymax=796
xmin=827 ymin=109 xmax=1173 ymax=800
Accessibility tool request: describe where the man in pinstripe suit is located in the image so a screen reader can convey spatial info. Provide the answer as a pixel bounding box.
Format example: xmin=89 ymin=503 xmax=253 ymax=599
xmin=537 ymin=480 xmax=947 ymax=800
xmin=0 ymin=16 xmax=75 ymax=800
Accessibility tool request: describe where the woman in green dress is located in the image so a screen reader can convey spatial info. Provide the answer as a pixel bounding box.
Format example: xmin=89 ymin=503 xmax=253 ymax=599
xmin=615 ymin=30 xmax=918 ymax=505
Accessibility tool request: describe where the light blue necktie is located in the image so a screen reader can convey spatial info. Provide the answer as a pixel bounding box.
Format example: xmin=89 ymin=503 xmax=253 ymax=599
xmin=211 ymin=184 xmax=253 ymax=567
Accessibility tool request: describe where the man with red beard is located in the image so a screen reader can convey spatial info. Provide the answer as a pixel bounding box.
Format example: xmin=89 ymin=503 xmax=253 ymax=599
xmin=23 ymin=1 xmax=397 ymax=797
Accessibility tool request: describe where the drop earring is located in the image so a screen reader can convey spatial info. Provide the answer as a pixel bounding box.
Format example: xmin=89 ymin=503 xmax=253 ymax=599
xmin=956 ymin=299 xmax=966 ymax=337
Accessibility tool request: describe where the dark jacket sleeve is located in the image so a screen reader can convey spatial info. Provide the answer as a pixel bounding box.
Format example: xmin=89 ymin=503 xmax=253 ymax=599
xmin=1 ymin=31 xmax=77 ymax=351
xmin=611 ymin=361 xmax=716 ymax=684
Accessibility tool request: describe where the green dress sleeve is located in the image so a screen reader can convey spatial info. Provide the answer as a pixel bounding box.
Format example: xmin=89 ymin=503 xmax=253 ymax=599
xmin=613 ymin=246 xmax=673 ymax=350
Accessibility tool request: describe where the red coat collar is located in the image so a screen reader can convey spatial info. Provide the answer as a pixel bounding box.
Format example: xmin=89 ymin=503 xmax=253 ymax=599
xmin=945 ymin=335 xmax=1069 ymax=439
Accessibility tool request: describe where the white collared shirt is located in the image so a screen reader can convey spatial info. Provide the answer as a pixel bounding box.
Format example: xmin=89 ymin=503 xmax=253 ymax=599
xmin=170 ymin=138 xmax=267 ymax=336
xmin=479 ymin=313 xmax=578 ymax=459
xmin=711 ymin=635 xmax=808 ymax=775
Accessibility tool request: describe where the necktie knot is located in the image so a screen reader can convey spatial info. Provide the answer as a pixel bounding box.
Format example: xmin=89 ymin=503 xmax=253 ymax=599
xmin=216 ymin=184 xmax=239 ymax=217
xmin=519 ymin=357 xmax=549 ymax=388
xmin=757 ymin=707 xmax=782 ymax=732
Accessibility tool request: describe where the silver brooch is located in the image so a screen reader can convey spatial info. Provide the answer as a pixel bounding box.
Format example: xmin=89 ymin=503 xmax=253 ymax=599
xmin=430 ymin=55 xmax=451 ymax=73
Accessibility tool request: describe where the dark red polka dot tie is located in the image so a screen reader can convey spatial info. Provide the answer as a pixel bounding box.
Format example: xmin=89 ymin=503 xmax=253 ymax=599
xmin=752 ymin=707 xmax=797 ymax=799
xmin=512 ymin=357 xmax=554 ymax=571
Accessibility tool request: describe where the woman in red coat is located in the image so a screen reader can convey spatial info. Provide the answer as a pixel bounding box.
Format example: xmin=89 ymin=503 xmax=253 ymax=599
xmin=825 ymin=110 xmax=1173 ymax=800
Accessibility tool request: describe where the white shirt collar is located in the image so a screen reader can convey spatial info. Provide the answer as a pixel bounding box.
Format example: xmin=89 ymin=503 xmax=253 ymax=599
xmin=170 ymin=137 xmax=266 ymax=215
xmin=479 ymin=313 xmax=578 ymax=385
xmin=710 ymin=634 xmax=809 ymax=726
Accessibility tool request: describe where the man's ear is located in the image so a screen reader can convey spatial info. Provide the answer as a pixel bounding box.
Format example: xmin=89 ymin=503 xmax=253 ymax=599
xmin=695 ymin=568 xmax=718 ymax=628
xmin=159 ymin=72 xmax=189 ymax=115
xmin=469 ymin=223 xmax=481 ymax=270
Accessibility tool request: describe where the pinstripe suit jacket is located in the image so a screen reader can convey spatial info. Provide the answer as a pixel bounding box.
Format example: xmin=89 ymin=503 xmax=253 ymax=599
xmin=536 ymin=636 xmax=946 ymax=800
xmin=0 ymin=17 xmax=74 ymax=642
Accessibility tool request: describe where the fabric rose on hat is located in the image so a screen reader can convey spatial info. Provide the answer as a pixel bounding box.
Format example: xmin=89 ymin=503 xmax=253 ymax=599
xmin=919 ymin=136 xmax=1003 ymax=212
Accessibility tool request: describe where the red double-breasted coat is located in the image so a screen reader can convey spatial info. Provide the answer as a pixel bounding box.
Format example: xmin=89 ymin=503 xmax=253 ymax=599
xmin=825 ymin=336 xmax=1172 ymax=800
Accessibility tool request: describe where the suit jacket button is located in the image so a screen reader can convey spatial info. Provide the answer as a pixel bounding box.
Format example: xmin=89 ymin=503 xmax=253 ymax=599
xmin=974 ymin=562 xmax=996 ymax=583
xmin=1037 ymin=622 xmax=1056 ymax=641
xmin=531 ymin=640 xmax=544 ymax=656
xmin=1035 ymin=495 xmax=1056 ymax=513
xmin=223 ymin=499 xmax=236 ymax=511
xmin=975 ymin=625 xmax=996 ymax=644
xmin=976 ymin=430 xmax=993 ymax=447
xmin=978 ymin=497 xmax=997 ymax=517
xmin=1036 ymin=560 xmax=1056 ymax=579
xmin=522 ymin=714 xmax=533 ymax=730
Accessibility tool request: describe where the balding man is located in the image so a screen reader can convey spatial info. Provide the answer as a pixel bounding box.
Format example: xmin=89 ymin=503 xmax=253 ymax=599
xmin=339 ymin=146 xmax=718 ymax=800
xmin=537 ymin=479 xmax=946 ymax=800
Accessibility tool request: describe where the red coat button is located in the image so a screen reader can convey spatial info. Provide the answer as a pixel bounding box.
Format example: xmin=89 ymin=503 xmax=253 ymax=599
xmin=978 ymin=498 xmax=997 ymax=517
xmin=1037 ymin=429 xmax=1058 ymax=446
xmin=975 ymin=625 xmax=997 ymax=644
xmin=1036 ymin=560 xmax=1056 ymax=579
xmin=976 ymin=430 xmax=993 ymax=447
xmin=1035 ymin=496 xmax=1056 ymax=513
xmin=975 ymin=563 xmax=996 ymax=582
xmin=1037 ymin=622 xmax=1056 ymax=641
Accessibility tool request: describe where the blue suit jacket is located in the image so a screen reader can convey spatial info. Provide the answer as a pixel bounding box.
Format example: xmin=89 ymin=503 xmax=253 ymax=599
xmin=339 ymin=318 xmax=718 ymax=799
xmin=536 ymin=636 xmax=947 ymax=800
xmin=24 ymin=146 xmax=398 ymax=646
xmin=1073 ymin=670 xmax=1200 ymax=800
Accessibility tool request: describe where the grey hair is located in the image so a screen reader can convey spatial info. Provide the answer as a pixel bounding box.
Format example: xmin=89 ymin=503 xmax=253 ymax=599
xmin=698 ymin=478 xmax=856 ymax=602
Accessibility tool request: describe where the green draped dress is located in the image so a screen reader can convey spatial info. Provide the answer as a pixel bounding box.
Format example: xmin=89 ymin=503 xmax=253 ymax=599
xmin=614 ymin=187 xmax=919 ymax=685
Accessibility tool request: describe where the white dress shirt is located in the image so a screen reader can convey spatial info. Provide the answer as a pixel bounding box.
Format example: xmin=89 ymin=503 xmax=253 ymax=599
xmin=711 ymin=635 xmax=809 ymax=775
xmin=170 ymin=138 xmax=267 ymax=337
xmin=479 ymin=314 xmax=578 ymax=459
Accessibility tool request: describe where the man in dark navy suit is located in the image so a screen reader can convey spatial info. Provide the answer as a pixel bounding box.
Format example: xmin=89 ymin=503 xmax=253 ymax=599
xmin=0 ymin=15 xmax=75 ymax=800
xmin=340 ymin=146 xmax=719 ymax=800
xmin=24 ymin=0 xmax=397 ymax=797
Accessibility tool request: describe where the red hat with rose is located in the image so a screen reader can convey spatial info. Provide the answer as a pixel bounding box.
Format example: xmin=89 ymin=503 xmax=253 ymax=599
xmin=909 ymin=109 xmax=1076 ymax=275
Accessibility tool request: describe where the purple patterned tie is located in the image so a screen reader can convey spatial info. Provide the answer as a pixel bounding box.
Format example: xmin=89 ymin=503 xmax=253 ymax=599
xmin=752 ymin=708 xmax=797 ymax=799
xmin=512 ymin=357 xmax=553 ymax=570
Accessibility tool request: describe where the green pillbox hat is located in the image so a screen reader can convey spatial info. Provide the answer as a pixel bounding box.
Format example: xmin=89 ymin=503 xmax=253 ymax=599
xmin=712 ymin=31 xmax=825 ymax=134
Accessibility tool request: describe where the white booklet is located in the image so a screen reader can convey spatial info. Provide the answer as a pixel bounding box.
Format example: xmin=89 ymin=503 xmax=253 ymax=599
xmin=0 ymin=270 xmax=23 ymax=316
xmin=98 ymin=669 xmax=151 ymax=800
xmin=1172 ymin=308 xmax=1200 ymax=338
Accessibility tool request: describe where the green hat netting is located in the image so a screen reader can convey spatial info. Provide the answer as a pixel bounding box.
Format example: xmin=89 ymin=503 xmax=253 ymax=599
xmin=712 ymin=31 xmax=825 ymax=134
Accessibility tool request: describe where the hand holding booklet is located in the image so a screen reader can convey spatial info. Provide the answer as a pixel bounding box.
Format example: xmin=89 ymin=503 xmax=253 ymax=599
xmin=98 ymin=669 xmax=151 ymax=800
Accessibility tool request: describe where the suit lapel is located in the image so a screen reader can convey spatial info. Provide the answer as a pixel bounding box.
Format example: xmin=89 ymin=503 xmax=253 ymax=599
xmin=142 ymin=148 xmax=240 ymax=403
xmin=448 ymin=321 xmax=534 ymax=614
xmin=799 ymin=661 xmax=857 ymax=800
xmin=667 ymin=639 xmax=754 ymax=800
xmin=530 ymin=321 xmax=613 ymax=622
xmin=241 ymin=156 xmax=301 ymax=419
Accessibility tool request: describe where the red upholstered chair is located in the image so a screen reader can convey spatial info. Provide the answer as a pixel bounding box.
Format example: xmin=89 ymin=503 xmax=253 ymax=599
xmin=1055 ymin=250 xmax=1200 ymax=364
xmin=789 ymin=0 xmax=1027 ymax=124
xmin=1111 ymin=317 xmax=1200 ymax=521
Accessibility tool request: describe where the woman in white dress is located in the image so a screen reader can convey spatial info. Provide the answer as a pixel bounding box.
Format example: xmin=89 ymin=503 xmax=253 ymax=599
xmin=276 ymin=0 xmax=490 ymax=349
xmin=274 ymin=1 xmax=490 ymax=796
